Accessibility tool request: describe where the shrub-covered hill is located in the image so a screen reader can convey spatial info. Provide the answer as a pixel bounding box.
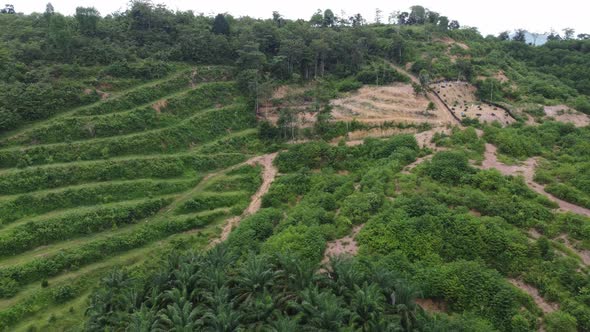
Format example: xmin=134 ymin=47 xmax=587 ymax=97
xmin=1 ymin=2 xmax=590 ymax=331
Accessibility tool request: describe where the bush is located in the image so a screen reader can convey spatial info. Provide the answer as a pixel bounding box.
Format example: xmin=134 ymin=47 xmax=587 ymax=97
xmin=52 ymin=285 xmax=76 ymax=303
xmin=426 ymin=151 xmax=473 ymax=185
xmin=0 ymin=277 xmax=18 ymax=298
xmin=545 ymin=311 xmax=577 ymax=332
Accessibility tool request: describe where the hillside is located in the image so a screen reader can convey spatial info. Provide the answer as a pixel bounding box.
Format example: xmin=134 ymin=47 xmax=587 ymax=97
xmin=1 ymin=2 xmax=590 ymax=331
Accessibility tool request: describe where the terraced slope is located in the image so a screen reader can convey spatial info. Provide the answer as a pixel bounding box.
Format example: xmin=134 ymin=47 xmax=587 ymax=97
xmin=0 ymin=66 xmax=266 ymax=330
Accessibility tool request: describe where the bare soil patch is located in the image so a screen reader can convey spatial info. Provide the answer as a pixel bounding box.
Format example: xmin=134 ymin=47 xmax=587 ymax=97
xmin=508 ymin=279 xmax=558 ymax=314
xmin=331 ymin=84 xmax=455 ymax=127
xmin=415 ymin=298 xmax=448 ymax=313
xmin=321 ymin=224 xmax=364 ymax=264
xmin=431 ymin=81 xmax=515 ymax=126
xmin=544 ymin=105 xmax=589 ymax=127
xmin=152 ymin=99 xmax=168 ymax=114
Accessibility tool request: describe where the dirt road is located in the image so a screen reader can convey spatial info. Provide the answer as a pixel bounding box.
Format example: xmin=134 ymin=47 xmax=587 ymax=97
xmin=480 ymin=144 xmax=590 ymax=217
xmin=210 ymin=153 xmax=278 ymax=246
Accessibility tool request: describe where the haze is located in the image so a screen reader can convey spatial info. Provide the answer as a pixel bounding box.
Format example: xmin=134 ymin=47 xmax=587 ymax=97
xmin=12 ymin=0 xmax=590 ymax=36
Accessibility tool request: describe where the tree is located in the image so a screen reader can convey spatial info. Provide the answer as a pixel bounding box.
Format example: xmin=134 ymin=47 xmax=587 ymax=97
xmin=418 ymin=69 xmax=430 ymax=91
xmin=408 ymin=6 xmax=426 ymax=25
xmin=438 ymin=16 xmax=449 ymax=31
xmin=350 ymin=13 xmax=364 ymax=27
xmin=75 ymin=7 xmax=100 ymax=36
xmin=426 ymin=10 xmax=440 ymax=24
xmin=310 ymin=10 xmax=323 ymax=27
xmin=374 ymin=8 xmax=382 ymax=24
xmin=562 ymin=28 xmax=575 ymax=40
xmin=323 ymin=9 xmax=335 ymax=27
xmin=0 ymin=4 xmax=15 ymax=14
xmin=577 ymin=33 xmax=590 ymax=40
xmin=449 ymin=20 xmax=460 ymax=30
xmin=212 ymin=13 xmax=230 ymax=35
xmin=512 ymin=29 xmax=526 ymax=43
xmin=547 ymin=29 xmax=561 ymax=41
xmin=397 ymin=12 xmax=409 ymax=25
xmin=498 ymin=31 xmax=510 ymax=41
xmin=272 ymin=11 xmax=284 ymax=28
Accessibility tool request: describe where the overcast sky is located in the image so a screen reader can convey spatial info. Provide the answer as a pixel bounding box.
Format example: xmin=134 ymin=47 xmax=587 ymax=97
xmin=11 ymin=0 xmax=590 ymax=36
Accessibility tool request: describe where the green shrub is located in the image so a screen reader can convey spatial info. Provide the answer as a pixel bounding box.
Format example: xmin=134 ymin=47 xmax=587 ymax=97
xmin=545 ymin=311 xmax=577 ymax=332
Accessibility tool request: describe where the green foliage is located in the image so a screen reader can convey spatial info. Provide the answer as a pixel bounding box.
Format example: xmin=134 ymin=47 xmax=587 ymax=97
xmin=545 ymin=311 xmax=577 ymax=332
xmin=262 ymin=225 xmax=326 ymax=263
xmin=425 ymin=151 xmax=474 ymax=184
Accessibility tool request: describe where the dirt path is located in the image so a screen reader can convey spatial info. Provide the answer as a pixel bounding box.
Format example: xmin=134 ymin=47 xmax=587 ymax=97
xmin=556 ymin=234 xmax=590 ymax=266
xmin=480 ymin=144 xmax=590 ymax=217
xmin=209 ymin=153 xmax=278 ymax=246
xmin=321 ymin=224 xmax=364 ymax=264
xmin=508 ymin=279 xmax=558 ymax=314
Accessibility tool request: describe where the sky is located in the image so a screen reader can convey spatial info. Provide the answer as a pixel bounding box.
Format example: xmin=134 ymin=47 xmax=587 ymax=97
xmin=10 ymin=0 xmax=590 ymax=36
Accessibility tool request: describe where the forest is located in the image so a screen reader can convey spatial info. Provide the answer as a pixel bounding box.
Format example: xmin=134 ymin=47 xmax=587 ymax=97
xmin=0 ymin=1 xmax=590 ymax=331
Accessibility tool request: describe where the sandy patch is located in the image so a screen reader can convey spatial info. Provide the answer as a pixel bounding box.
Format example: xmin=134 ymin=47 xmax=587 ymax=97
xmin=415 ymin=298 xmax=448 ymax=313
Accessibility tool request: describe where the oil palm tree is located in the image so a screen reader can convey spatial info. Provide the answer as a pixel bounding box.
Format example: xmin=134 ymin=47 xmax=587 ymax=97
xmin=350 ymin=282 xmax=386 ymax=330
xmin=234 ymin=254 xmax=278 ymax=304
xmin=155 ymin=296 xmax=199 ymax=332
xmin=127 ymin=304 xmax=158 ymax=332
xmin=294 ymin=286 xmax=349 ymax=331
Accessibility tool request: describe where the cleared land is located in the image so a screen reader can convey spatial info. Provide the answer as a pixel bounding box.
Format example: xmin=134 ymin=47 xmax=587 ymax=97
xmin=431 ymin=81 xmax=515 ymax=126
xmin=331 ymin=84 xmax=455 ymax=126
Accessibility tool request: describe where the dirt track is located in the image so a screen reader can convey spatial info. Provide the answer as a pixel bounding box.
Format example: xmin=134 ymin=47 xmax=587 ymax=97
xmin=480 ymin=144 xmax=590 ymax=217
xmin=210 ymin=153 xmax=278 ymax=246
xmin=508 ymin=279 xmax=558 ymax=314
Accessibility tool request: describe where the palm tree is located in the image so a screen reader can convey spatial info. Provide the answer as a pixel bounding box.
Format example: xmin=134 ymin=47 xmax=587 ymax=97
xmin=85 ymin=269 xmax=133 ymax=331
xmin=155 ymin=296 xmax=199 ymax=332
xmin=201 ymin=302 xmax=242 ymax=332
xmin=350 ymin=282 xmax=386 ymax=330
xmin=391 ymin=282 xmax=422 ymax=331
xmin=234 ymin=254 xmax=278 ymax=304
xmin=268 ymin=314 xmax=300 ymax=332
xmin=294 ymin=286 xmax=349 ymax=331
xmin=274 ymin=252 xmax=317 ymax=293
xmin=127 ymin=304 xmax=158 ymax=332
xmin=326 ymin=256 xmax=366 ymax=298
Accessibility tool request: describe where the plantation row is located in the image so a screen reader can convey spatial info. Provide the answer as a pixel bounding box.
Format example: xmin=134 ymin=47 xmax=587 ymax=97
xmin=73 ymin=66 xmax=233 ymax=117
xmin=0 ymin=197 xmax=172 ymax=258
xmin=0 ymin=153 xmax=246 ymax=195
xmin=0 ymin=103 xmax=254 ymax=169
xmin=0 ymin=178 xmax=196 ymax=225
xmin=0 ymin=209 xmax=227 ymax=302
xmin=4 ymin=82 xmax=238 ymax=146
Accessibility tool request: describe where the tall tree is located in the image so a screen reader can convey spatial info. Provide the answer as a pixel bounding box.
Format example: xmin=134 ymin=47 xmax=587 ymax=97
xmin=513 ymin=29 xmax=527 ymax=43
xmin=562 ymin=28 xmax=575 ymax=40
xmin=212 ymin=14 xmax=230 ymax=35
xmin=449 ymin=20 xmax=460 ymax=30
xmin=323 ymin=9 xmax=335 ymax=27
xmin=75 ymin=7 xmax=100 ymax=36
